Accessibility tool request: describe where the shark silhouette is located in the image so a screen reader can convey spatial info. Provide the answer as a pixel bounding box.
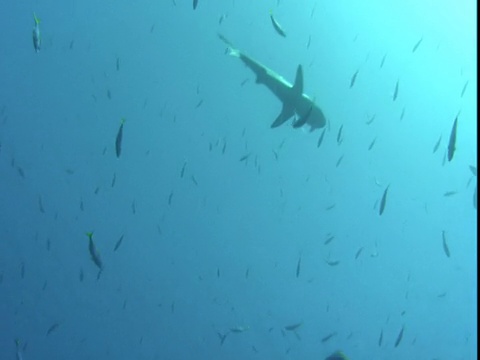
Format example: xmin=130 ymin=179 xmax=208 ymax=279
xmin=219 ymin=34 xmax=326 ymax=131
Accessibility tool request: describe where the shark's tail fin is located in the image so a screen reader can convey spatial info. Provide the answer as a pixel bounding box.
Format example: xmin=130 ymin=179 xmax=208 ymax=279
xmin=218 ymin=33 xmax=240 ymax=58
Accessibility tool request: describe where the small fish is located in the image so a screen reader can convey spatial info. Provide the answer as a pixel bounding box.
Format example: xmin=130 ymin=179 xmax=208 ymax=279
xmin=400 ymin=107 xmax=406 ymax=120
xmin=317 ymin=128 xmax=327 ymax=148
xmin=368 ymin=137 xmax=377 ymax=151
xmin=394 ymin=325 xmax=404 ymax=347
xmin=292 ymin=106 xmax=313 ymax=128
xmin=412 ymin=37 xmax=423 ymax=53
xmin=461 ymin=80 xmax=469 ymax=97
xmin=336 ymin=125 xmax=344 ymax=144
xmin=46 ymin=322 xmax=60 ymax=336
xmin=32 ymin=13 xmax=41 ymax=52
xmin=469 ymin=165 xmax=477 ymax=176
xmin=114 ymin=234 xmax=124 ymax=252
xmin=193 ymin=0 xmax=198 ymax=10
xmin=168 ymin=191 xmax=173 ymax=205
xmin=284 ymin=322 xmax=302 ymax=331
xmin=378 ymin=329 xmax=383 ymax=346
xmin=442 ymin=231 xmax=450 ymax=258
xmin=195 ymin=99 xmax=203 ymax=108
xmin=180 ymin=161 xmax=187 ymax=178
xmin=217 ymin=332 xmax=228 ymax=346
xmin=447 ymin=113 xmax=459 ymax=162
xmin=38 ymin=195 xmax=45 ymax=213
xmin=350 ymin=69 xmax=359 ymax=88
xmin=270 ymin=10 xmax=286 ymax=37
xmin=393 ymin=80 xmax=399 ymax=101
xmin=86 ymin=232 xmax=103 ymax=271
xmin=325 ymin=259 xmax=340 ymax=266
xmin=296 ymin=257 xmax=301 ymax=278
xmin=116 ymin=57 xmax=120 ymax=71
xmin=355 ymin=247 xmax=364 ymax=260
xmin=432 ymin=135 xmax=442 ymax=153
xmin=379 ymin=185 xmax=389 ymax=216
xmin=115 ymin=118 xmax=125 ymax=158
xmin=217 ymin=268 xmax=220 ymax=278
xmin=239 ymin=153 xmax=251 ymax=162
xmin=335 ymin=155 xmax=344 ymax=168
xmin=443 ymin=190 xmax=457 ymax=197
xmin=321 ymin=332 xmax=337 ymax=343
xmin=230 ymin=325 xmax=249 ymax=333
xmin=111 ymin=172 xmax=116 ymax=187
xmin=380 ymin=53 xmax=387 ymax=68
xmin=366 ymin=114 xmax=376 ymax=125
xmin=15 ymin=339 xmax=24 ymax=360
xmin=324 ymin=235 xmax=335 ymax=245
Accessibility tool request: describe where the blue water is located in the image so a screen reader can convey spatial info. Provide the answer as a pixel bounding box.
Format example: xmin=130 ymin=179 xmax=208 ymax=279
xmin=0 ymin=1 xmax=477 ymax=359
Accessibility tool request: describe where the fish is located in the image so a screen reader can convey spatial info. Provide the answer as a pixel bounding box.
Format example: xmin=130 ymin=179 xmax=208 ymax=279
xmin=380 ymin=53 xmax=387 ymax=68
xmin=443 ymin=190 xmax=457 ymax=197
xmin=217 ymin=332 xmax=228 ymax=345
xmin=335 ymin=155 xmax=344 ymax=168
xmin=355 ymin=247 xmax=364 ymax=260
xmin=292 ymin=106 xmax=313 ymax=128
xmin=394 ymin=325 xmax=404 ymax=347
xmin=366 ymin=114 xmax=376 ymax=125
xmin=432 ymin=135 xmax=442 ymax=153
xmin=86 ymin=232 xmax=103 ymax=271
xmin=325 ymin=351 xmax=349 ymax=360
xmin=412 ymin=37 xmax=423 ymax=52
xmin=379 ymin=185 xmax=389 ymax=216
xmin=114 ymin=234 xmax=124 ymax=252
xmin=460 ymin=80 xmax=468 ymax=97
xmin=284 ymin=322 xmax=302 ymax=331
xmin=325 ymin=259 xmax=340 ymax=266
xmin=269 ymin=11 xmax=286 ymax=37
xmin=336 ymin=125 xmax=344 ymax=144
xmin=296 ymin=257 xmax=301 ymax=278
xmin=230 ymin=325 xmax=249 ymax=333
xmin=393 ymin=80 xmax=399 ymax=101
xmin=368 ymin=137 xmax=377 ymax=151
xmin=442 ymin=231 xmax=450 ymax=258
xmin=46 ymin=322 xmax=60 ymax=336
xmin=321 ymin=332 xmax=337 ymax=343
xmin=378 ymin=329 xmax=383 ymax=347
xmin=469 ymin=165 xmax=477 ymax=176
xmin=115 ymin=118 xmax=125 ymax=158
xmin=218 ymin=34 xmax=326 ymax=131
xmin=193 ymin=0 xmax=198 ymax=10
xmin=447 ymin=113 xmax=459 ymax=162
xmin=32 ymin=13 xmax=41 ymax=52
xmin=116 ymin=57 xmax=120 ymax=71
xmin=15 ymin=339 xmax=24 ymax=360
xmin=180 ymin=161 xmax=187 ymax=178
xmin=350 ymin=69 xmax=359 ymax=88
xmin=239 ymin=153 xmax=251 ymax=162
xmin=317 ymin=128 xmax=327 ymax=148
xmin=324 ymin=235 xmax=335 ymax=245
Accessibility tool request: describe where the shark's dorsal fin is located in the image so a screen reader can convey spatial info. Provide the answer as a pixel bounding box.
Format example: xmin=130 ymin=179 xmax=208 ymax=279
xmin=271 ymin=103 xmax=295 ymax=128
xmin=291 ymin=65 xmax=304 ymax=98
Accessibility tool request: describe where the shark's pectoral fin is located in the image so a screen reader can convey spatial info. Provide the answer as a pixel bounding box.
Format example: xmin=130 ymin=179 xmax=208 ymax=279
xmin=291 ymin=65 xmax=304 ymax=98
xmin=271 ymin=104 xmax=295 ymax=128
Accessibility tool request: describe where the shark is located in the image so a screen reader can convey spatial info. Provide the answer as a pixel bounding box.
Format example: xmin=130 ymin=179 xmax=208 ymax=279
xmin=218 ymin=34 xmax=327 ymax=131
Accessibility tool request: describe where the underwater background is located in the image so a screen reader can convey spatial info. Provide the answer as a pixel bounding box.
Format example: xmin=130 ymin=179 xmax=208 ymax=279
xmin=0 ymin=0 xmax=476 ymax=359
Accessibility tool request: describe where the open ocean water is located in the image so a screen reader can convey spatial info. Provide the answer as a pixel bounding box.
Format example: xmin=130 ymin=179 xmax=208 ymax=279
xmin=0 ymin=1 xmax=476 ymax=359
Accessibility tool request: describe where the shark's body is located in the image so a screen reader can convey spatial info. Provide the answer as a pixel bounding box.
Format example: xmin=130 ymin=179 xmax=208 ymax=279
xmin=219 ymin=34 xmax=326 ymax=131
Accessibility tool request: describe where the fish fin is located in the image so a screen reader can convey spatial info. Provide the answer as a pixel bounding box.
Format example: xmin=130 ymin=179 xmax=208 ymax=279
xmin=271 ymin=103 xmax=294 ymax=128
xmin=33 ymin=12 xmax=40 ymax=24
xmin=291 ymin=65 xmax=304 ymax=98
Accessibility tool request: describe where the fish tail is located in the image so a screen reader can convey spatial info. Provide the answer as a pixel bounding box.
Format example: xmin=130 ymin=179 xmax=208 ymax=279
xmin=33 ymin=12 xmax=40 ymax=25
